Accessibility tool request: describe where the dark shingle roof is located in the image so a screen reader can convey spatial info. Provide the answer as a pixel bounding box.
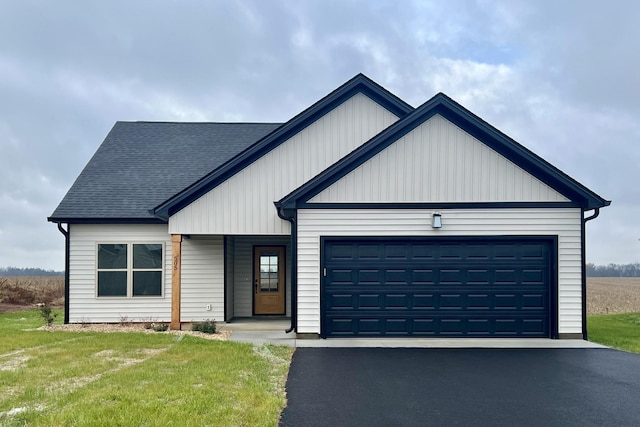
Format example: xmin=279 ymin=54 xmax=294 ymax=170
xmin=49 ymin=122 xmax=282 ymax=222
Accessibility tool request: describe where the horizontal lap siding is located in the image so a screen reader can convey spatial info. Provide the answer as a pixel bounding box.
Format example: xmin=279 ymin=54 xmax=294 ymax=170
xmin=181 ymin=236 xmax=224 ymax=322
xmin=68 ymin=224 xmax=172 ymax=323
xmin=225 ymin=237 xmax=235 ymax=321
xmin=169 ymin=93 xmax=399 ymax=235
xmin=296 ymin=208 xmax=582 ymax=334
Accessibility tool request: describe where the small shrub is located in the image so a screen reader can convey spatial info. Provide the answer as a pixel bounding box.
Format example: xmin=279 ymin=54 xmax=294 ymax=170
xmin=192 ymin=319 xmax=217 ymax=334
xmin=143 ymin=318 xmax=156 ymax=329
xmin=152 ymin=323 xmax=169 ymax=332
xmin=141 ymin=317 xmax=168 ymax=332
xmin=118 ymin=315 xmax=132 ymax=326
xmin=39 ymin=303 xmax=58 ymax=326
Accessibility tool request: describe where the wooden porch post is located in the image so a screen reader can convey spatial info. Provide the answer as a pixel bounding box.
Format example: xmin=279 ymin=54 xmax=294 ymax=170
xmin=170 ymin=234 xmax=182 ymax=330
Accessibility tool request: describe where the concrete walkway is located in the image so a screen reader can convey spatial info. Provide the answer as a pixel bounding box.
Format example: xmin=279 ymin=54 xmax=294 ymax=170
xmin=220 ymin=320 xmax=607 ymax=348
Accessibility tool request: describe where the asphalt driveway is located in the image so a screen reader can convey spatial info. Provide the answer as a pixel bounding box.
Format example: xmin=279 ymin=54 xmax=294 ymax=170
xmin=279 ymin=348 xmax=640 ymax=427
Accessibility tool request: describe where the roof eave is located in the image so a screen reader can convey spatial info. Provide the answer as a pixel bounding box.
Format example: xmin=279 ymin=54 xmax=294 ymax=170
xmin=47 ymin=216 xmax=167 ymax=225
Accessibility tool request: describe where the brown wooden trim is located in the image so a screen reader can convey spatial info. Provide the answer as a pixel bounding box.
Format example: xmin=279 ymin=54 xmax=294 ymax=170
xmin=170 ymin=234 xmax=182 ymax=330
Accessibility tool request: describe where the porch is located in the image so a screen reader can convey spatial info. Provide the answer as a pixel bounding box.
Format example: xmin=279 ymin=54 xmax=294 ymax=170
xmin=171 ymin=234 xmax=292 ymax=329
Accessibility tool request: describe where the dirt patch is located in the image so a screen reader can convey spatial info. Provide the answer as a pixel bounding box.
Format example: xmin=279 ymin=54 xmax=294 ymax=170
xmin=41 ymin=323 xmax=230 ymax=340
xmin=0 ymin=353 xmax=31 ymax=372
xmin=587 ymin=277 xmax=640 ymax=315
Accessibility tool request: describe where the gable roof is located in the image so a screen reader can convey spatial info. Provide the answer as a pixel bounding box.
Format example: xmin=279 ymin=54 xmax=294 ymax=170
xmin=48 ymin=122 xmax=282 ymax=223
xmin=276 ymin=93 xmax=610 ymax=211
xmin=151 ymin=73 xmax=415 ymax=220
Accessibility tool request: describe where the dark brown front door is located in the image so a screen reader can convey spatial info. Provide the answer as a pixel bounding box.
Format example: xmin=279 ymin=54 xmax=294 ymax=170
xmin=254 ymin=246 xmax=285 ymax=315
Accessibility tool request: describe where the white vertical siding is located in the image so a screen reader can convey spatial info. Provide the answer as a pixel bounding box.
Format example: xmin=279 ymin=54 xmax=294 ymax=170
xmin=169 ymin=93 xmax=400 ymax=235
xmin=68 ymin=224 xmax=172 ymax=323
xmin=296 ymin=208 xmax=582 ymax=334
xmin=232 ymin=236 xmax=291 ymax=318
xmin=309 ymin=115 xmax=570 ymax=203
xmin=180 ymin=236 xmax=224 ymax=322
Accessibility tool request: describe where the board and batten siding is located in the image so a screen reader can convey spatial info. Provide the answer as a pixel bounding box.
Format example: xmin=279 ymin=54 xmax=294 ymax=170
xmin=180 ymin=236 xmax=225 ymax=322
xmin=231 ymin=236 xmax=291 ymax=318
xmin=309 ymin=115 xmax=570 ymax=203
xmin=296 ymin=208 xmax=582 ymax=335
xmin=68 ymin=224 xmax=172 ymax=323
xmin=169 ymin=93 xmax=400 ymax=235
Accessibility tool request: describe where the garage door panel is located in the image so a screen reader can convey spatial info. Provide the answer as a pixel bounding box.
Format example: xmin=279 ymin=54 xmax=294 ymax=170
xmin=522 ymin=269 xmax=544 ymax=283
xmin=322 ymin=238 xmax=552 ymax=338
xmin=359 ymin=294 xmax=380 ymax=308
xmin=411 ymin=244 xmax=437 ymax=260
xmin=331 ymin=269 xmax=354 ymax=283
xmin=386 ymin=293 xmax=409 ymax=308
xmin=413 ymin=294 xmax=436 ymax=308
xmin=412 ymin=269 xmax=435 ymax=284
xmin=522 ymin=293 xmax=546 ymax=309
xmin=329 ymin=293 xmax=354 ymax=309
xmin=325 ymin=289 xmax=547 ymax=311
xmin=358 ymin=245 xmax=381 ymax=260
xmin=384 ymin=244 xmax=410 ymax=260
xmin=468 ymin=269 xmax=490 ymax=283
xmin=467 ymin=294 xmax=491 ymax=309
xmin=385 ymin=269 xmax=409 ymax=284
xmin=324 ymin=313 xmax=549 ymax=337
xmin=357 ymin=269 xmax=382 ymax=284
xmin=440 ymin=269 xmax=465 ymax=284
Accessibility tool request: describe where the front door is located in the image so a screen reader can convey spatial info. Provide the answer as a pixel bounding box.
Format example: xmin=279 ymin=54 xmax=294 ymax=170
xmin=254 ymin=246 xmax=285 ymax=315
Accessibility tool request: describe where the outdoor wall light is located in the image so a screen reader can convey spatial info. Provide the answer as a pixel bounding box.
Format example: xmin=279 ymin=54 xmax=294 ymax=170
xmin=432 ymin=212 xmax=442 ymax=229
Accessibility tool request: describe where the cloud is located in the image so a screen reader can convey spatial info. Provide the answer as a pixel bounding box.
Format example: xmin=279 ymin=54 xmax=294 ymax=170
xmin=0 ymin=0 xmax=637 ymax=269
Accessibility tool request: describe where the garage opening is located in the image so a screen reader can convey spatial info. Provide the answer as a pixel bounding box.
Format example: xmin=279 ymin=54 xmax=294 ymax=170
xmin=321 ymin=237 xmax=556 ymax=338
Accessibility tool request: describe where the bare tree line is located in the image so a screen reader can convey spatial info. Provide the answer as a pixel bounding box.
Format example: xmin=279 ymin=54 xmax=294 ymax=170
xmin=0 ymin=267 xmax=64 ymax=277
xmin=587 ymin=263 xmax=640 ymax=277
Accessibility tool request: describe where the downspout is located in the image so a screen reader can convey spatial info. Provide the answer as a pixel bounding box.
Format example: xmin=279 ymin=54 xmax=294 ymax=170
xmin=582 ymin=208 xmax=600 ymax=340
xmin=276 ymin=206 xmax=297 ymax=334
xmin=56 ymin=223 xmax=70 ymax=324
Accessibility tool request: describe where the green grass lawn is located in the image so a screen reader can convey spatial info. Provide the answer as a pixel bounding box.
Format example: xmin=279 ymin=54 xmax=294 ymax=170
xmin=0 ymin=310 xmax=293 ymax=426
xmin=588 ymin=312 xmax=640 ymax=354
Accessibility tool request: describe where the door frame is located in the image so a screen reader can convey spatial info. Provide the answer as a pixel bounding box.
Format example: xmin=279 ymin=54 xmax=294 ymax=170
xmin=253 ymin=245 xmax=287 ymax=315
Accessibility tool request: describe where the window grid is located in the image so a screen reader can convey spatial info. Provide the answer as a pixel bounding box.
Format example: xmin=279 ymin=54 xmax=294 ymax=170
xmin=96 ymin=242 xmax=164 ymax=298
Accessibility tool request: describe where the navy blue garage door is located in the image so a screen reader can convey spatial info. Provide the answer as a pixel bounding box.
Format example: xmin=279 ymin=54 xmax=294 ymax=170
xmin=321 ymin=237 xmax=554 ymax=338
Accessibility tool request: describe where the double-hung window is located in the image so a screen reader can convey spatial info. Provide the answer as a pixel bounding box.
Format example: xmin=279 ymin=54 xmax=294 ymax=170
xmin=97 ymin=243 xmax=163 ymax=297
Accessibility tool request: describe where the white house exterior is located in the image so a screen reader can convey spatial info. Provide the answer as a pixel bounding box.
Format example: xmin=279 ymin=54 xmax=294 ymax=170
xmin=49 ymin=74 xmax=609 ymax=339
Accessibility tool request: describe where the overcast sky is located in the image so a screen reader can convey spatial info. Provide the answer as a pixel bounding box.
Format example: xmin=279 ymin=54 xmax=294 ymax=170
xmin=1 ymin=0 xmax=638 ymax=271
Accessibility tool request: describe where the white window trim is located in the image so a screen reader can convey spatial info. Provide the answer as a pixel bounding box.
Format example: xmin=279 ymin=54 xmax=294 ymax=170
xmin=95 ymin=242 xmax=165 ymax=298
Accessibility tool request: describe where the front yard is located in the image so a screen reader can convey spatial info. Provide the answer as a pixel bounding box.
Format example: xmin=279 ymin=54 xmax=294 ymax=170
xmin=588 ymin=312 xmax=640 ymax=354
xmin=0 ymin=310 xmax=293 ymax=426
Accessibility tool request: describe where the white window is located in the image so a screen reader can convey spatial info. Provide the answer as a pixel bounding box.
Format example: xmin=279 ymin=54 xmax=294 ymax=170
xmin=97 ymin=243 xmax=163 ymax=297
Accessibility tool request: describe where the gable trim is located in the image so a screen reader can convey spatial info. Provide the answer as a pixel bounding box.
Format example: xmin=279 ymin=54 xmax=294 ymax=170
xmin=277 ymin=93 xmax=610 ymax=210
xmin=152 ymin=74 xmax=414 ymax=220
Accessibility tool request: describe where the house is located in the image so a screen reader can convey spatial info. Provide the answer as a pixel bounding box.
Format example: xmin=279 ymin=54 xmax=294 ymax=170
xmin=48 ymin=74 xmax=609 ymax=339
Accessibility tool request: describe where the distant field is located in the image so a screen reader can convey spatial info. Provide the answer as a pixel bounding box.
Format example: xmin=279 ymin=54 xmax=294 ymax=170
xmin=588 ymin=277 xmax=640 ymax=315
xmin=0 ymin=276 xmax=64 ymax=312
